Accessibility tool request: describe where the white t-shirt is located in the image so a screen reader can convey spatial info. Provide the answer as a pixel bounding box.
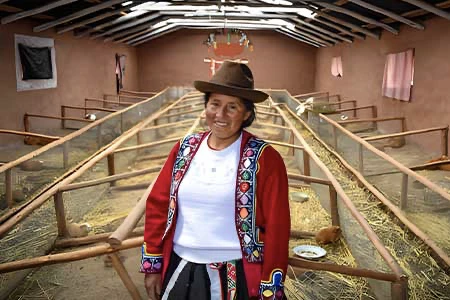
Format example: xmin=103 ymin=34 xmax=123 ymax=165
xmin=173 ymin=133 xmax=243 ymax=263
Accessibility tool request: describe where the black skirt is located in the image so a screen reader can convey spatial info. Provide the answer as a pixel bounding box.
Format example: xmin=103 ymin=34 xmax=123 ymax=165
xmin=161 ymin=251 xmax=250 ymax=300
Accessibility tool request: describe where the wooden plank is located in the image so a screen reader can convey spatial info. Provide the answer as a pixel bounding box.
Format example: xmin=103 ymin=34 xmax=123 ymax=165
xmin=338 ymin=117 xmax=404 ymax=124
xmin=0 ymin=129 xmax=60 ymax=140
xmin=363 ymin=126 xmax=448 ymax=141
xmin=33 ymin=0 xmax=125 ymax=32
xmin=311 ymin=8 xmax=380 ymax=39
xmin=0 ymin=236 xmax=144 ymax=273
xmin=62 ymin=104 xmax=117 ymax=113
xmin=287 ymin=172 xmax=332 ymax=186
xmin=57 ymin=5 xmax=130 ymax=34
xmin=1 ymin=0 xmax=78 ymax=25
xmin=400 ymin=0 xmax=450 ymax=20
xmin=110 ymin=253 xmax=143 ymax=300
xmin=311 ymin=17 xmax=365 ymax=40
xmin=288 ymin=257 xmax=398 ymax=282
xmin=348 ymin=0 xmax=424 ymax=30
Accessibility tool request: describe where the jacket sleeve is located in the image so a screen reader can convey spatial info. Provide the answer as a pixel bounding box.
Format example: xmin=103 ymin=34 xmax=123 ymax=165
xmin=258 ymin=146 xmax=290 ymax=299
xmin=140 ymin=141 xmax=180 ymax=274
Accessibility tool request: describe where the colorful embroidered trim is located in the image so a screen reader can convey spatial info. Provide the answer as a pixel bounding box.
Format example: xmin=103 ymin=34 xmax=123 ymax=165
xmin=259 ymin=269 xmax=284 ymax=300
xmin=140 ymin=244 xmax=163 ymax=274
xmin=227 ymin=261 xmax=237 ymax=300
xmin=162 ymin=133 xmax=205 ymax=239
xmin=236 ymin=137 xmax=267 ymax=263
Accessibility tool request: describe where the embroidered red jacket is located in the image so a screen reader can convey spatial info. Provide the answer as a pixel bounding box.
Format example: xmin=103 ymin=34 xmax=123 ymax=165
xmin=140 ymin=130 xmax=290 ymax=299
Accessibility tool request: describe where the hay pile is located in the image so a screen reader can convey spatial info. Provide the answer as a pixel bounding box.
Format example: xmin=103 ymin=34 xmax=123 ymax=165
xmin=293 ymin=121 xmax=450 ymax=300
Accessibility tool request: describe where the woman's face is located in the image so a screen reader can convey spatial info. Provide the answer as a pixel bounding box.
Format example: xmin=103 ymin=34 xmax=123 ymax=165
xmin=205 ymin=93 xmax=251 ymax=141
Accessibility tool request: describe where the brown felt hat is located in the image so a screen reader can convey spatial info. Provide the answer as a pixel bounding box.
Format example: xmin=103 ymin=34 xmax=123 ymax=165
xmin=194 ymin=61 xmax=269 ymax=103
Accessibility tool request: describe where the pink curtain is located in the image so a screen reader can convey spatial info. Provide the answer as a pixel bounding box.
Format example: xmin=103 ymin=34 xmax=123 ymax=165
xmin=382 ymin=49 xmax=414 ymax=101
xmin=331 ymin=56 xmax=343 ymax=77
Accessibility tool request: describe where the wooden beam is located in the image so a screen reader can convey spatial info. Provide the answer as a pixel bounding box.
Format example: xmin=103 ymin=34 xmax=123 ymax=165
xmin=363 ymin=126 xmax=448 ymax=141
xmin=0 ymin=236 xmax=144 ymax=273
xmin=400 ymin=0 xmax=450 ymax=21
xmin=291 ymin=17 xmax=353 ymax=43
xmin=338 ymin=117 xmax=404 ymax=124
xmin=287 ymin=172 xmax=332 ymax=186
xmin=33 ymin=0 xmax=125 ymax=32
xmin=1 ymin=0 xmax=78 ymax=25
xmin=309 ymin=8 xmax=380 ymax=39
xmin=348 ymin=0 xmax=424 ymax=30
xmin=57 ymin=5 xmax=130 ymax=34
xmin=316 ymin=1 xmax=399 ymax=34
xmin=366 ymin=0 xmax=450 ymax=27
xmin=0 ymin=129 xmax=60 ymax=140
xmin=114 ymin=136 xmax=182 ymax=154
xmin=311 ymin=16 xmax=365 ymax=40
xmin=92 ymin=12 xmax=161 ymax=40
xmin=288 ymin=257 xmax=398 ymax=282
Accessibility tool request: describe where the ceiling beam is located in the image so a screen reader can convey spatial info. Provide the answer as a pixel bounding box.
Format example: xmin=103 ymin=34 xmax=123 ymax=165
xmin=315 ymin=1 xmax=399 ymax=34
xmin=290 ymin=17 xmax=353 ymax=43
xmin=307 ymin=6 xmax=380 ymax=39
xmin=347 ymin=0 xmax=424 ymax=30
xmin=1 ymin=0 xmax=79 ymax=25
xmin=33 ymin=0 xmax=125 ymax=32
xmin=56 ymin=4 xmax=131 ymax=34
xmin=311 ymin=16 xmax=365 ymax=40
xmin=105 ymin=17 xmax=167 ymax=42
xmin=293 ymin=23 xmax=341 ymax=44
xmin=276 ymin=28 xmax=323 ymax=47
xmin=399 ymin=0 xmax=450 ymax=21
xmin=90 ymin=12 xmax=161 ymax=39
xmin=0 ymin=4 xmax=54 ymax=19
xmin=132 ymin=26 xmax=183 ymax=46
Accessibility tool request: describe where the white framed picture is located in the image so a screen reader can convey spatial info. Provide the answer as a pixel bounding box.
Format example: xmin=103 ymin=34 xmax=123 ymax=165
xmin=15 ymin=34 xmax=57 ymax=92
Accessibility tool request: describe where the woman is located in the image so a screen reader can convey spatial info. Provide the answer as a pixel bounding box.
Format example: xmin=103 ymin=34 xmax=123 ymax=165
xmin=140 ymin=61 xmax=290 ymax=300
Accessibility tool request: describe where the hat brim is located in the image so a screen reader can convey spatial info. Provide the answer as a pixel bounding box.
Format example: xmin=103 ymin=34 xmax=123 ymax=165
xmin=194 ymin=81 xmax=269 ymax=103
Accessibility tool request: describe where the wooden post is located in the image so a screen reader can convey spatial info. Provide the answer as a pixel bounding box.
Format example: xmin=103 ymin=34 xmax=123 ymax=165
xmin=372 ymin=106 xmax=378 ymax=130
xmin=63 ymin=142 xmax=69 ymax=169
xmin=401 ymin=117 xmax=407 ymax=132
xmin=329 ymin=185 xmax=340 ymax=227
xmin=107 ymin=154 xmax=116 ymax=186
xmin=358 ymin=143 xmax=364 ymax=174
xmin=400 ymin=174 xmax=408 ymax=210
xmin=288 ymin=130 xmax=294 ymax=156
xmin=303 ymin=150 xmax=311 ymax=176
xmin=97 ymin=124 xmax=102 ymax=147
xmin=442 ymin=127 xmax=449 ymax=156
xmin=23 ymin=114 xmax=30 ymax=132
xmin=120 ymin=114 xmax=124 ymax=133
xmin=54 ymin=192 xmax=68 ymax=237
xmin=332 ymin=125 xmax=338 ymax=150
xmin=391 ymin=278 xmax=408 ymax=300
xmin=5 ymin=169 xmax=13 ymax=208
xmin=61 ymin=106 xmax=66 ymax=129
xmin=110 ymin=252 xmax=143 ymax=300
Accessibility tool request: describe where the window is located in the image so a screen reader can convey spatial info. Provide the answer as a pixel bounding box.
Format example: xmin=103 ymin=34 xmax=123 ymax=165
xmin=382 ymin=49 xmax=414 ymax=101
xmin=331 ymin=56 xmax=343 ymax=77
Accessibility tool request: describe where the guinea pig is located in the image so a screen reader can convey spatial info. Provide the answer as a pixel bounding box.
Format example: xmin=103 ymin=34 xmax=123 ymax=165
xmin=66 ymin=222 xmax=92 ymax=238
xmin=315 ymin=226 xmax=341 ymax=244
xmin=19 ymin=160 xmax=44 ymax=171
xmin=24 ymin=136 xmax=54 ymax=146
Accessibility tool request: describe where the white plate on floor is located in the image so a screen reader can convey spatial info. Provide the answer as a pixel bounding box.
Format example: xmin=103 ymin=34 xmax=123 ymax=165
xmin=293 ymin=245 xmax=327 ymax=259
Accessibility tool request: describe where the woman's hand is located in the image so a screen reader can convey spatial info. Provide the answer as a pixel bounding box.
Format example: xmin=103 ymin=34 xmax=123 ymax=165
xmin=144 ymin=273 xmax=162 ymax=300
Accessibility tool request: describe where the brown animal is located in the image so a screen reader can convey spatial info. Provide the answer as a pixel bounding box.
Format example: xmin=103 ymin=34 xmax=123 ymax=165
xmin=426 ymin=155 xmax=450 ymax=171
xmin=19 ymin=160 xmax=44 ymax=171
xmin=66 ymin=222 xmax=92 ymax=238
xmin=384 ymin=136 xmax=405 ymax=148
xmin=315 ymin=226 xmax=342 ymax=245
xmin=24 ymin=136 xmax=54 ymax=146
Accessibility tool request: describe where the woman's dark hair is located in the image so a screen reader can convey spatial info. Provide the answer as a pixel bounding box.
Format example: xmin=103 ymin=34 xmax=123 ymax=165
xmin=204 ymin=92 xmax=256 ymax=129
